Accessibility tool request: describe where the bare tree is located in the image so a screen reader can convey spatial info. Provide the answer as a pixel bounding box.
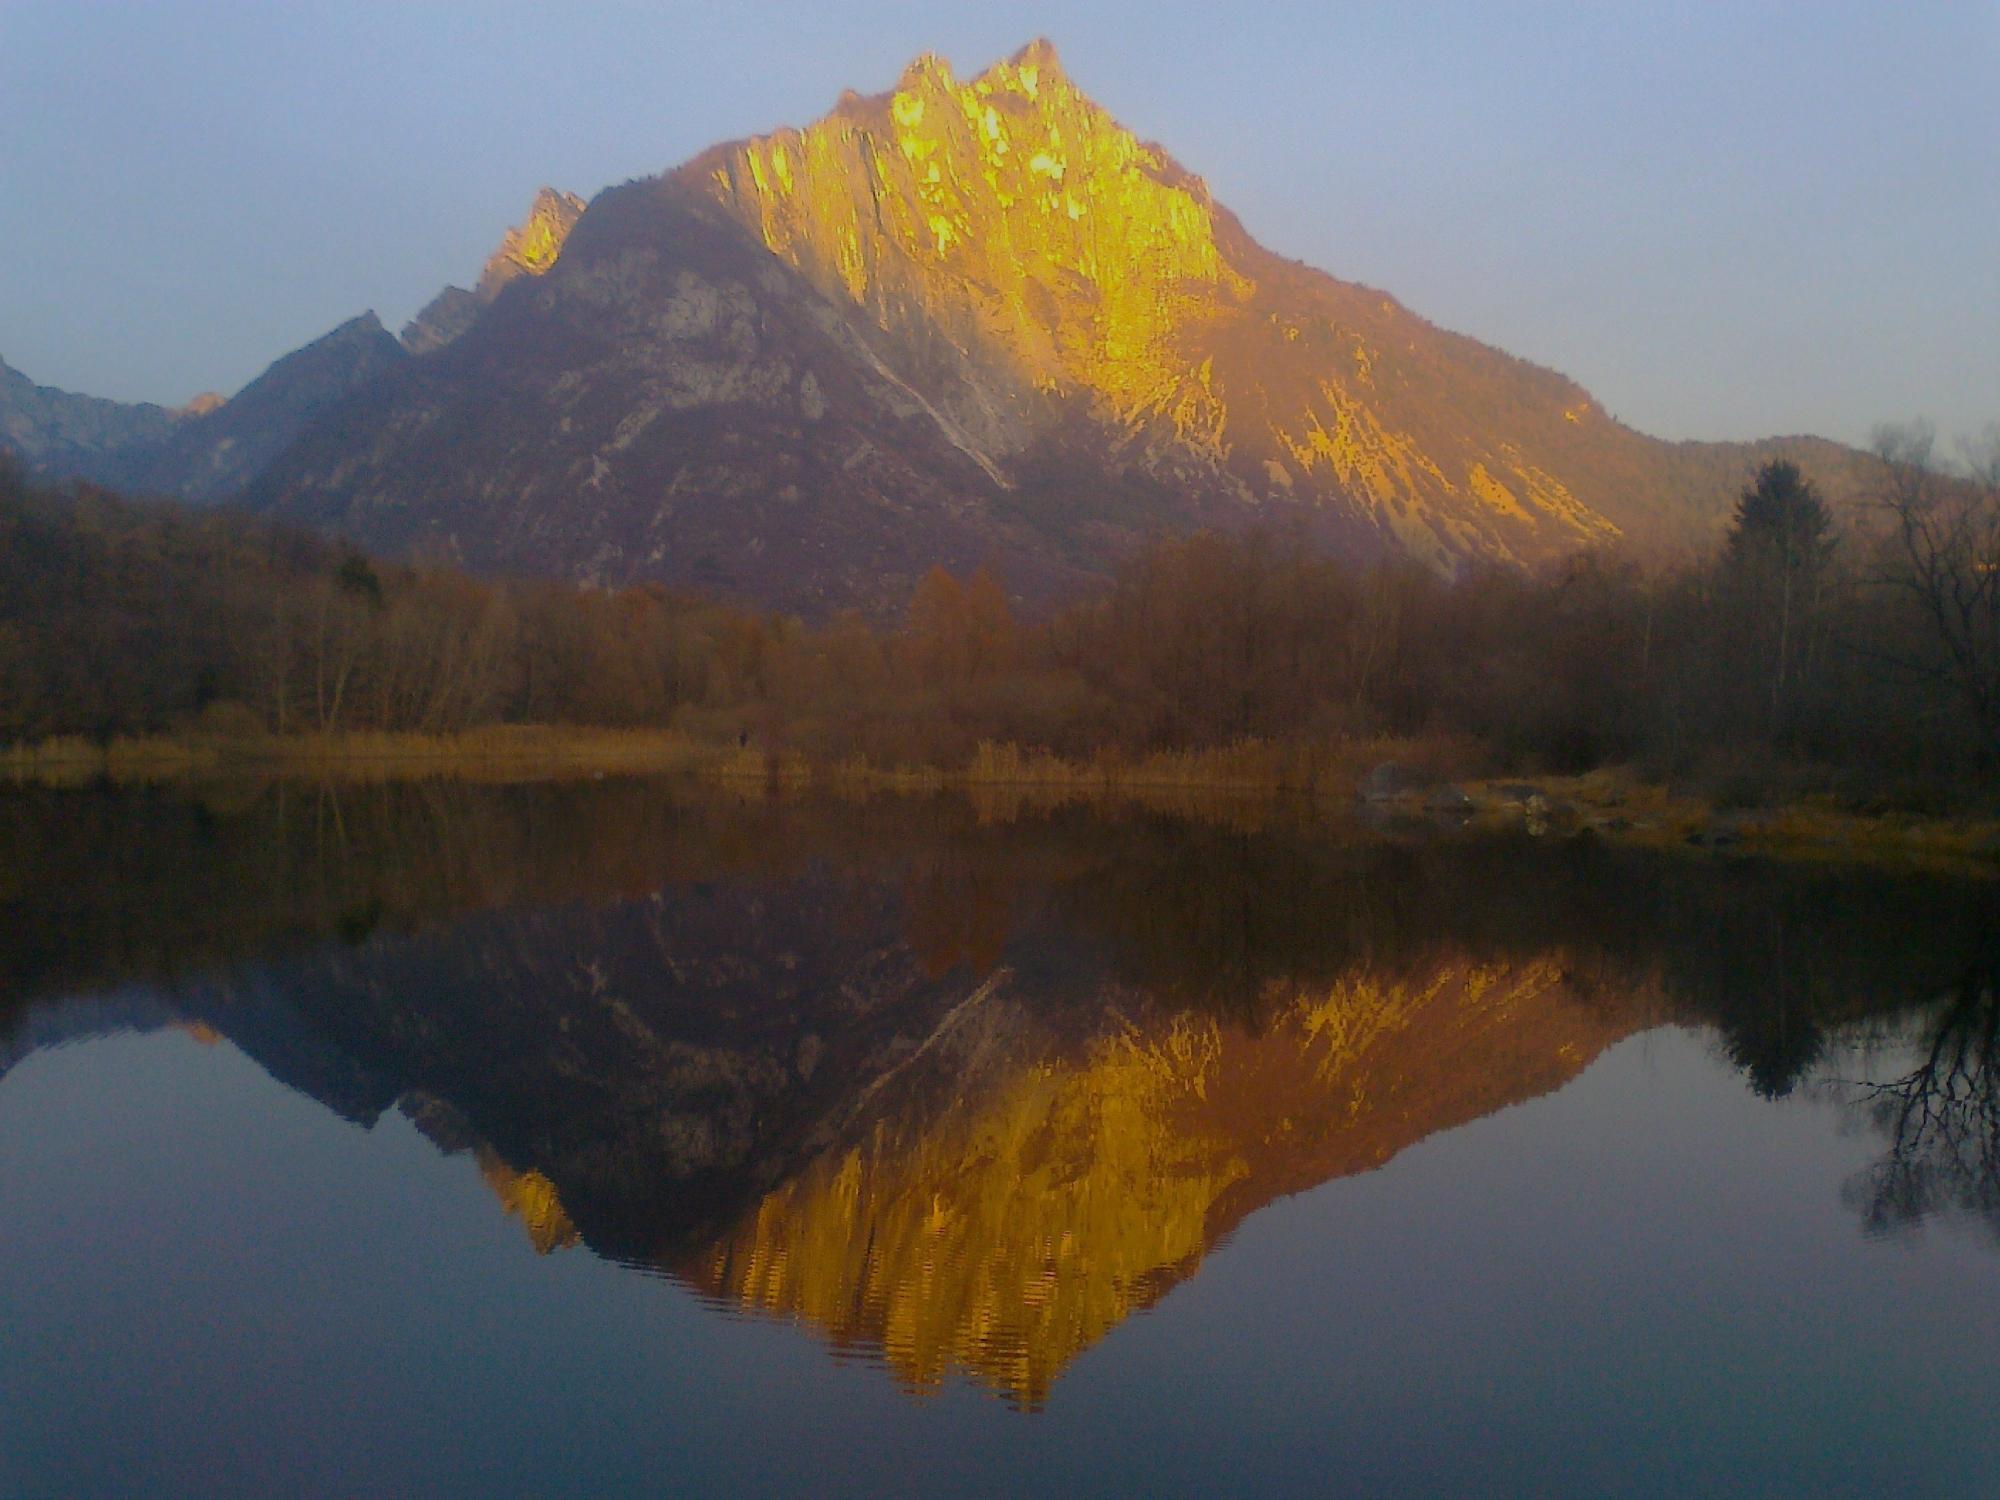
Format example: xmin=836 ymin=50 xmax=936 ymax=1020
xmin=1843 ymin=962 xmax=2000 ymax=1239
xmin=1869 ymin=421 xmax=2000 ymax=758
xmin=308 ymin=555 xmax=382 ymax=734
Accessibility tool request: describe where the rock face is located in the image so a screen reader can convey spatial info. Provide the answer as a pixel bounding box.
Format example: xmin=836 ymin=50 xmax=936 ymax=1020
xmin=399 ymin=285 xmax=483 ymax=356
xmin=690 ymin=40 xmax=1576 ymax=566
xmin=249 ymin=40 xmax=1883 ymax=610
xmin=675 ymin=41 xmax=1885 ymax=566
xmin=400 ymin=187 xmax=587 ymax=354
xmin=476 ymin=186 xmax=587 ymax=298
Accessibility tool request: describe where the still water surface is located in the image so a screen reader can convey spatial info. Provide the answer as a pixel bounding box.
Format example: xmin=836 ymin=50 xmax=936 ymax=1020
xmin=1 ymin=781 xmax=1997 ymax=1496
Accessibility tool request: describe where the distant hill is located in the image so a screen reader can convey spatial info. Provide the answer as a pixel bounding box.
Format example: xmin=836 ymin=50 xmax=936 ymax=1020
xmin=2 ymin=314 xmax=403 ymax=503
xmin=0 ymin=355 xmax=189 ymax=483
xmin=115 ymin=313 xmax=410 ymax=501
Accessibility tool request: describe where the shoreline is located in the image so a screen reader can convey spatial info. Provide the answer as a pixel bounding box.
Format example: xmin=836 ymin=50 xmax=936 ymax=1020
xmin=5 ymin=727 xmax=1994 ymax=875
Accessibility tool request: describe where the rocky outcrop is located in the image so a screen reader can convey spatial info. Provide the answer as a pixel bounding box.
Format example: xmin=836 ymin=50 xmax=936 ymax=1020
xmin=476 ymin=186 xmax=587 ymax=298
xmin=399 ymin=285 xmax=483 ymax=356
xmin=399 ymin=188 xmax=588 ymax=355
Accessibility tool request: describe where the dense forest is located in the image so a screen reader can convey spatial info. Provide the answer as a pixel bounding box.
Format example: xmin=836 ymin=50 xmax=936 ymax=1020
xmin=1 ymin=433 xmax=1995 ymax=803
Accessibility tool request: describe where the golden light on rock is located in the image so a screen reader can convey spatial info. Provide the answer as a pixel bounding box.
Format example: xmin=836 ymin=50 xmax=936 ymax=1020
xmin=477 ymin=1149 xmax=582 ymax=1255
xmin=678 ymin=38 xmax=1628 ymax=568
xmin=477 ymin=187 xmax=588 ymax=299
xmin=700 ymin=41 xmax=1251 ymax=442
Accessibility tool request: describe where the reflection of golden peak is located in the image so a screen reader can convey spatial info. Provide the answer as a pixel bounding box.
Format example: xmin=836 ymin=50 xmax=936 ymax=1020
xmin=696 ymin=1011 xmax=1236 ymax=1407
xmin=690 ymin=957 xmax=1640 ymax=1405
xmin=477 ymin=1149 xmax=581 ymax=1255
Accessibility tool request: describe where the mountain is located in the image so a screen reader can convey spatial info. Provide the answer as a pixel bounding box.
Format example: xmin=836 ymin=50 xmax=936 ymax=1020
xmin=0 ymin=355 xmax=196 ymax=482
xmin=2 ymin=315 xmax=405 ymax=502
xmin=111 ymin=313 xmax=409 ymax=501
xmin=400 ymin=187 xmax=587 ymax=354
xmin=12 ymin=41 xmax=1888 ymax=609
xmin=241 ymin=40 xmax=1885 ymax=611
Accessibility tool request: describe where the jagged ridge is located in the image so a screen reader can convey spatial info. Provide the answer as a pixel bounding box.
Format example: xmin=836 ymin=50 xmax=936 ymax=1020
xmin=246 ymin=40 xmax=1887 ymax=608
xmin=402 ymin=187 xmax=588 ymax=354
xmin=14 ymin=40 xmax=1892 ymax=608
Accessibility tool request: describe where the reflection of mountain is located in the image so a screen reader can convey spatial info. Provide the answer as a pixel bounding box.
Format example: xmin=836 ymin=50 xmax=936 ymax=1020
xmin=1 ymin=782 xmax=1994 ymax=1402
xmin=692 ymin=957 xmax=1631 ymax=1404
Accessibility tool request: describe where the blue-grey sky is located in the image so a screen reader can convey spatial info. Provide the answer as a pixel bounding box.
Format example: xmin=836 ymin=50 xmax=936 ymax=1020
xmin=2 ymin=0 xmax=1993 ymax=446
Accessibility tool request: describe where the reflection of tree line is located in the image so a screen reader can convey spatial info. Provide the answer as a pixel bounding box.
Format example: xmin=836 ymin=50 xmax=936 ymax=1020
xmin=920 ymin=816 xmax=1997 ymax=1101
xmin=3 ymin=782 xmax=1997 ymax=1274
xmin=5 ymin=782 xmax=1996 ymax=1088
xmin=0 ymin=780 xmax=883 ymax=1026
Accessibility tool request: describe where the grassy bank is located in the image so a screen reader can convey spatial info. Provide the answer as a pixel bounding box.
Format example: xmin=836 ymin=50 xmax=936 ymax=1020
xmin=0 ymin=726 xmax=734 ymax=787
xmin=4 ymin=727 xmax=1994 ymax=872
xmin=1446 ymin=767 xmax=2000 ymax=873
xmin=0 ymin=727 xmax=1468 ymax=793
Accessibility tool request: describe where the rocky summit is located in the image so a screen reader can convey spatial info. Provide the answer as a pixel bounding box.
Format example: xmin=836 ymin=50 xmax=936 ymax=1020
xmin=15 ymin=42 xmax=1884 ymax=611
xmin=401 ymin=187 xmax=588 ymax=354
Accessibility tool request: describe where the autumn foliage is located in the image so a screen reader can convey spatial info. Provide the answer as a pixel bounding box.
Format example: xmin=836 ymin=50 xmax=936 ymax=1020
xmin=1 ymin=450 xmax=1994 ymax=802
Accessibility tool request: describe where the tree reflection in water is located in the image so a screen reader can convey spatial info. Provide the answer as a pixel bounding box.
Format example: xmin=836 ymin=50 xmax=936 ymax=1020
xmin=1843 ymin=958 xmax=2000 ymax=1239
xmin=3 ymin=779 xmax=1999 ymax=1399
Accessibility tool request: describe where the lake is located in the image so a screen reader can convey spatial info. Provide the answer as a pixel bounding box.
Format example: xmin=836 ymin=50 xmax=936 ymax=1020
xmin=2 ymin=779 xmax=1996 ymax=1497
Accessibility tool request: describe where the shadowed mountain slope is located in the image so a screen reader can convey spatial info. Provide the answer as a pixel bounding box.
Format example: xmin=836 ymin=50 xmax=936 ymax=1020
xmin=1 ymin=317 xmax=406 ymax=503
xmin=0 ymin=355 xmax=192 ymax=483
xmin=111 ymin=314 xmax=410 ymax=501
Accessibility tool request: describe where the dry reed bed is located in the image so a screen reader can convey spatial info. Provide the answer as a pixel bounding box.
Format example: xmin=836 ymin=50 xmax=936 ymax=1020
xmin=3 ymin=729 xmax=1994 ymax=872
